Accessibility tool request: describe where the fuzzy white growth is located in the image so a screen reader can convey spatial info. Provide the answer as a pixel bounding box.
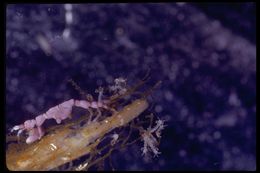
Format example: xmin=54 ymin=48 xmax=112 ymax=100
xmin=141 ymin=118 xmax=166 ymax=157
xmin=151 ymin=119 xmax=166 ymax=138
xmin=109 ymin=77 xmax=127 ymax=95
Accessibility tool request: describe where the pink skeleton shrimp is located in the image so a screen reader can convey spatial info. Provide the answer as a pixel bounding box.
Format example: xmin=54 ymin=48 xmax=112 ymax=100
xmin=11 ymin=90 xmax=109 ymax=144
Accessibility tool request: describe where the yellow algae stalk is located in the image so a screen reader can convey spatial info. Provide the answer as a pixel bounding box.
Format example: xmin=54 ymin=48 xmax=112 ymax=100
xmin=6 ymin=99 xmax=149 ymax=171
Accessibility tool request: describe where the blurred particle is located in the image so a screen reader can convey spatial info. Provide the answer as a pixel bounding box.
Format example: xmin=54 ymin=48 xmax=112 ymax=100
xmin=187 ymin=116 xmax=194 ymax=127
xmin=192 ymin=61 xmax=199 ymax=69
xmin=65 ymin=10 xmax=73 ymax=25
xmin=179 ymin=149 xmax=187 ymax=157
xmin=24 ymin=104 xmax=36 ymax=113
xmin=155 ymin=105 xmax=163 ymax=113
xmin=180 ymin=108 xmax=188 ymax=118
xmin=176 ymin=2 xmax=186 ymax=6
xmin=183 ymin=68 xmax=190 ymax=77
xmin=213 ymin=131 xmax=221 ymax=140
xmin=163 ymin=114 xmax=171 ymax=122
xmin=146 ymin=47 xmax=154 ymax=55
xmin=11 ymin=78 xmax=18 ymax=86
xmin=15 ymin=11 xmax=23 ymax=18
xmin=116 ymin=27 xmax=124 ymax=36
xmin=232 ymin=147 xmax=240 ymax=154
xmin=228 ymin=92 xmax=241 ymax=107
xmin=96 ymin=79 xmax=103 ymax=86
xmin=36 ymin=34 xmax=52 ymax=56
xmin=177 ymin=13 xmax=185 ymax=21
xmin=10 ymin=51 xmax=19 ymax=59
xmin=198 ymin=132 xmax=208 ymax=142
xmin=64 ymin=4 xmax=73 ymax=11
xmin=62 ymin=28 xmax=71 ymax=39
xmin=188 ymin=133 xmax=195 ymax=140
xmin=215 ymin=114 xmax=237 ymax=127
xmin=164 ymin=90 xmax=173 ymax=101
xmin=105 ymin=76 xmax=113 ymax=84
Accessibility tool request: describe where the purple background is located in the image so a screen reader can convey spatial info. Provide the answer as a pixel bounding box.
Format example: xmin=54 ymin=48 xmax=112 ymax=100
xmin=6 ymin=3 xmax=256 ymax=170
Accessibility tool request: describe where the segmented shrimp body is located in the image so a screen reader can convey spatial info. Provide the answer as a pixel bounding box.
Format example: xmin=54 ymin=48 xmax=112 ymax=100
xmin=11 ymin=97 xmax=110 ymax=144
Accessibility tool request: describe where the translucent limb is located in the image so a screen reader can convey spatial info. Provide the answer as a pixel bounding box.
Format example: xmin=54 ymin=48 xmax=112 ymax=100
xmin=93 ymin=109 xmax=101 ymax=122
xmin=87 ymin=108 xmax=93 ymax=124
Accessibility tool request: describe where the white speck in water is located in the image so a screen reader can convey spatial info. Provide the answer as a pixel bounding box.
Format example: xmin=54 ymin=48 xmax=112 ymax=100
xmin=183 ymin=68 xmax=190 ymax=77
xmin=177 ymin=2 xmax=186 ymax=6
xmin=232 ymin=146 xmax=240 ymax=154
xmin=105 ymin=120 xmax=109 ymax=123
xmin=64 ymin=4 xmax=72 ymax=11
xmin=11 ymin=78 xmax=18 ymax=86
xmin=146 ymin=47 xmax=154 ymax=55
xmin=36 ymin=35 xmax=52 ymax=55
xmin=62 ymin=28 xmax=71 ymax=39
xmin=179 ymin=149 xmax=187 ymax=157
xmin=65 ymin=12 xmax=73 ymax=24
xmin=116 ymin=27 xmax=124 ymax=36
xmin=16 ymin=11 xmax=23 ymax=18
xmin=198 ymin=133 xmax=208 ymax=142
xmin=181 ymin=108 xmax=188 ymax=117
xmin=24 ymin=104 xmax=36 ymax=113
xmin=215 ymin=114 xmax=237 ymax=127
xmin=164 ymin=90 xmax=173 ymax=101
xmin=213 ymin=131 xmax=221 ymax=139
xmin=228 ymin=92 xmax=241 ymax=107
xmin=155 ymin=105 xmax=163 ymax=113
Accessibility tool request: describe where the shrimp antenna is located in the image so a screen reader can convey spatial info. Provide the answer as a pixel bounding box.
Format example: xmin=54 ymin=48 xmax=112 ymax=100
xmin=142 ymin=80 xmax=162 ymax=99
xmin=140 ymin=68 xmax=151 ymax=81
xmin=67 ymin=78 xmax=93 ymax=101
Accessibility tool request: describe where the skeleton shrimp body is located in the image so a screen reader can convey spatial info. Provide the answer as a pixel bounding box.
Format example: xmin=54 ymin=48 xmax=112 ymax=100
xmin=11 ymin=98 xmax=109 ymax=144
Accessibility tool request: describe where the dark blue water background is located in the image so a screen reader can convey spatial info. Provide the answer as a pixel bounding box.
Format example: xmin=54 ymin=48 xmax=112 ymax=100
xmin=6 ymin=3 xmax=256 ymax=170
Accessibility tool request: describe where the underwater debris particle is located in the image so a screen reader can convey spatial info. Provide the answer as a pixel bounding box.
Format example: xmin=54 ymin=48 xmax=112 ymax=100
xmin=50 ymin=143 xmax=57 ymax=151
